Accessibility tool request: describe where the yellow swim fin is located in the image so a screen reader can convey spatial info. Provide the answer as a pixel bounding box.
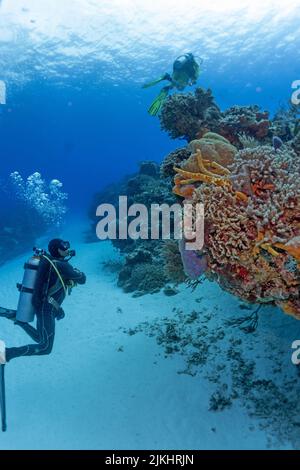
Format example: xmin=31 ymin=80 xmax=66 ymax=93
xmin=148 ymin=87 xmax=170 ymax=116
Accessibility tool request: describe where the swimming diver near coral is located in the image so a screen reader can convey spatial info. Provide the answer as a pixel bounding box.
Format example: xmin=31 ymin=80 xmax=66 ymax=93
xmin=0 ymin=239 xmax=86 ymax=363
xmin=142 ymin=53 xmax=202 ymax=116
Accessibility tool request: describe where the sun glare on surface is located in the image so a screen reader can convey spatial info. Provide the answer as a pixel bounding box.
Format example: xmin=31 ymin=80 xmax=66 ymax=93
xmin=0 ymin=0 xmax=299 ymax=85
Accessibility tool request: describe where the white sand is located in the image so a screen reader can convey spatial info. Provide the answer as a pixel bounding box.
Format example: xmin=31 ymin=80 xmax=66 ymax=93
xmin=0 ymin=219 xmax=299 ymax=450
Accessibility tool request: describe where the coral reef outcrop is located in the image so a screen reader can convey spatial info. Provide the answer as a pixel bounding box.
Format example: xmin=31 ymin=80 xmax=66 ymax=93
xmin=159 ymin=87 xmax=274 ymax=147
xmin=89 ymin=86 xmax=300 ymax=314
xmin=159 ymin=87 xmax=300 ymax=318
xmin=160 ymin=148 xmax=191 ymax=179
xmin=270 ymin=104 xmax=300 ymax=142
xmin=167 ymin=142 xmax=300 ymax=318
xmin=219 ymin=105 xmax=270 ymax=146
xmin=117 ymin=245 xmax=168 ymax=296
xmin=89 ymin=161 xmax=180 ymax=296
xmin=160 ymin=88 xmax=221 ymax=141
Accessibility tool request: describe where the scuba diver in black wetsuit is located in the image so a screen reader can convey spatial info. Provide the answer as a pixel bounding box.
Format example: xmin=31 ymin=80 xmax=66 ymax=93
xmin=142 ymin=52 xmax=202 ymax=116
xmin=0 ymin=239 xmax=86 ymax=364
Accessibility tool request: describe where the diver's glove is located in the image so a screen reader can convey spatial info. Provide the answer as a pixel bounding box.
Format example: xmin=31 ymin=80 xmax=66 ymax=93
xmin=67 ymin=280 xmax=77 ymax=288
xmin=66 ymin=279 xmax=77 ymax=295
xmin=56 ymin=307 xmax=65 ymax=321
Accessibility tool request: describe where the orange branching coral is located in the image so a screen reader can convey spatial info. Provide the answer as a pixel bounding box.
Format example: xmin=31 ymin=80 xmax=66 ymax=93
xmin=278 ymin=300 xmax=300 ymax=318
xmin=275 ymin=237 xmax=300 ymax=263
xmin=173 ymin=147 xmax=248 ymax=203
xmin=251 ymin=180 xmax=276 ymax=197
xmin=253 ymin=232 xmax=282 ymax=258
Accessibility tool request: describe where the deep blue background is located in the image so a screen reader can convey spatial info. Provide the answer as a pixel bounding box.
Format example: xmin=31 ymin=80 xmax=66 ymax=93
xmin=0 ymin=0 xmax=299 ymax=213
xmin=0 ymin=73 xmax=295 ymax=213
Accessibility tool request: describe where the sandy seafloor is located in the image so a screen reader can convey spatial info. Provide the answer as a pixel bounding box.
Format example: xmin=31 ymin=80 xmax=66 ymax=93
xmin=0 ymin=218 xmax=300 ymax=450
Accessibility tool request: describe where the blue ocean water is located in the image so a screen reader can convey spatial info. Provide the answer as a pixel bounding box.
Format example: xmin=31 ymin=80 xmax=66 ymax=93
xmin=0 ymin=0 xmax=300 ymax=451
xmin=0 ymin=0 xmax=299 ymax=210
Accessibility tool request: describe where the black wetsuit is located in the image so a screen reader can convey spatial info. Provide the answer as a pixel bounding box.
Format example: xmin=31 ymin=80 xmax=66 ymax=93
xmin=0 ymin=255 xmax=86 ymax=362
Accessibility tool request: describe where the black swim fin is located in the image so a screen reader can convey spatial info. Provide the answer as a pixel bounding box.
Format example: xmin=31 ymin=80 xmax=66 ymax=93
xmin=0 ymin=307 xmax=16 ymax=321
xmin=0 ymin=364 xmax=7 ymax=432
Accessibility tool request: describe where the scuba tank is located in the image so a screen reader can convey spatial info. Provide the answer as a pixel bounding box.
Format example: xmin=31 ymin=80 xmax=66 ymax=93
xmin=16 ymin=248 xmax=45 ymax=323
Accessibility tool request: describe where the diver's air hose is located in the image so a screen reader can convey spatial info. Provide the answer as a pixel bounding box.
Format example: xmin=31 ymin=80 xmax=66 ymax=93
xmin=42 ymin=255 xmax=67 ymax=297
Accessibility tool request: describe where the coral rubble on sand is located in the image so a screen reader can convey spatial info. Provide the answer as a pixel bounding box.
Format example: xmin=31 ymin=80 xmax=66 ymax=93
xmin=127 ymin=302 xmax=300 ymax=449
xmin=160 ymin=88 xmax=300 ymax=318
